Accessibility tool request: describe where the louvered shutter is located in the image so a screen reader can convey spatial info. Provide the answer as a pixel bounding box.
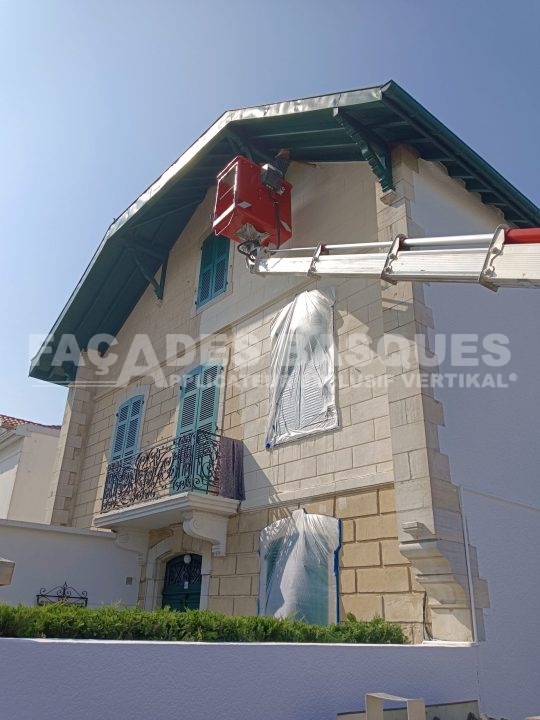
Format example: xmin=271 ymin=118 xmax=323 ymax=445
xmin=111 ymin=396 xmax=144 ymax=460
xmin=177 ymin=369 xmax=201 ymax=435
xmin=212 ymin=235 xmax=230 ymax=296
xmin=111 ymin=402 xmax=130 ymax=461
xmin=197 ymin=235 xmax=230 ymax=307
xmin=197 ymin=363 xmax=221 ymax=433
xmin=177 ymin=362 xmax=221 ymax=436
xmin=123 ymin=396 xmax=144 ymax=457
xmin=197 ymin=237 xmax=214 ymax=306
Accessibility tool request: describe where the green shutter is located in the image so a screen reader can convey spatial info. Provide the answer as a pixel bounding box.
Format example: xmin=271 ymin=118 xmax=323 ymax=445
xmin=111 ymin=395 xmax=144 ymax=460
xmin=197 ymin=363 xmax=220 ymax=433
xmin=197 ymin=238 xmax=214 ymax=306
xmin=174 ymin=363 xmax=221 ymax=494
xmin=212 ymin=235 xmax=230 ymax=296
xmin=177 ymin=369 xmax=201 ymax=435
xmin=177 ymin=362 xmax=221 ymax=437
xmin=197 ymin=235 xmax=229 ymax=307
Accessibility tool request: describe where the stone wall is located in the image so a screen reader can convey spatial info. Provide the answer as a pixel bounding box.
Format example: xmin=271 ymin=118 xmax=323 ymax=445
xmin=205 ymin=485 xmax=425 ymax=642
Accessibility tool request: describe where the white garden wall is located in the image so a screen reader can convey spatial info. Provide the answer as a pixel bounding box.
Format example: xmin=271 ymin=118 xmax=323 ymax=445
xmin=462 ymin=489 xmax=540 ymax=720
xmin=0 ymin=519 xmax=141 ymax=607
xmin=0 ymin=640 xmax=477 ymax=720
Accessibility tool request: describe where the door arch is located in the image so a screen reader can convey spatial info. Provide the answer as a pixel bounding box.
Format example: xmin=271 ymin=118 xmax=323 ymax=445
xmin=161 ymin=554 xmax=202 ymax=611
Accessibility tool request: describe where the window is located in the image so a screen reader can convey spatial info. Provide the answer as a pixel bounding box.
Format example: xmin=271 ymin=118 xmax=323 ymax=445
xmin=266 ymin=289 xmax=338 ymax=448
xmin=197 ymin=234 xmax=230 ymax=307
xmin=110 ymin=395 xmax=144 ymax=461
xmin=177 ymin=362 xmax=221 ymax=436
xmin=174 ymin=363 xmax=222 ymax=493
xmin=258 ymin=509 xmax=341 ymax=625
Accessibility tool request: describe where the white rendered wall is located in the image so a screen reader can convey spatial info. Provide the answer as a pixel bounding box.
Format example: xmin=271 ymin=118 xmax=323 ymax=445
xmin=0 ymin=519 xmax=140 ymax=607
xmin=0 ymin=444 xmax=20 ymax=517
xmin=410 ymin=159 xmax=540 ymax=719
xmin=411 ymin=159 xmax=540 ymax=508
xmin=0 ymin=428 xmax=59 ymax=524
xmin=0 ymin=640 xmax=477 ymax=720
xmin=462 ymin=489 xmax=540 ymax=720
xmin=9 ymin=430 xmax=59 ymax=523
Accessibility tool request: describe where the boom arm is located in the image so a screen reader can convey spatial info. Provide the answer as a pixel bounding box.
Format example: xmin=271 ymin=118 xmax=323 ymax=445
xmin=247 ymin=226 xmax=540 ymax=291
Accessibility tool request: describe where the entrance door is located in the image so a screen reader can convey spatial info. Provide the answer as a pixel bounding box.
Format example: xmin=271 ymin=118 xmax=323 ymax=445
xmin=161 ymin=554 xmax=202 ymax=611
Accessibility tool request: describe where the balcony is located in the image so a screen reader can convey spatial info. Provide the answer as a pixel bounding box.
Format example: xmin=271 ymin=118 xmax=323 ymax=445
xmin=94 ymin=430 xmax=243 ymax=556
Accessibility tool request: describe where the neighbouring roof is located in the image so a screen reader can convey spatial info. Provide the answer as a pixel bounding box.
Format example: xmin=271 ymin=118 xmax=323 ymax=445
xmin=30 ymin=80 xmax=540 ymax=385
xmin=0 ymin=414 xmax=61 ymax=431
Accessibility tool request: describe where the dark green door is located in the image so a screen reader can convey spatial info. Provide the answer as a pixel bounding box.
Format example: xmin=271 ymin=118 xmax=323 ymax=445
xmin=161 ymin=554 xmax=202 ymax=611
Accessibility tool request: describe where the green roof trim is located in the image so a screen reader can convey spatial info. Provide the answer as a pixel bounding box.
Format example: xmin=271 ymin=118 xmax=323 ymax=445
xmin=30 ymin=80 xmax=540 ymax=385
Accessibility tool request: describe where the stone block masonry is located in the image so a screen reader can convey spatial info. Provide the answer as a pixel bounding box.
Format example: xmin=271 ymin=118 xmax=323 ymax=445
xmin=206 ymin=484 xmax=426 ymax=643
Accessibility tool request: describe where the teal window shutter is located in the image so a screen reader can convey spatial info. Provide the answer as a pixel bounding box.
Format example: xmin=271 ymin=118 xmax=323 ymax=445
xmin=177 ymin=370 xmax=201 ymax=435
xmin=111 ymin=395 xmax=144 ymax=460
xmin=197 ymin=235 xmax=230 ymax=307
xmin=212 ymin=235 xmax=230 ymax=296
xmin=177 ymin=362 xmax=221 ymax=437
xmin=197 ymin=363 xmax=221 ymax=433
xmin=197 ymin=239 xmax=214 ymax=307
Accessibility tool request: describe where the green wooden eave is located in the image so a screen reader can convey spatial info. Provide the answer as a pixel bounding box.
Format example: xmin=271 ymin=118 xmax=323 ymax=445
xmin=31 ymin=80 xmax=540 ymax=385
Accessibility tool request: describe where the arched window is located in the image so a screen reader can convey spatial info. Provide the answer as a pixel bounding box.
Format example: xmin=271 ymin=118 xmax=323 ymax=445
xmin=161 ymin=554 xmax=202 ymax=611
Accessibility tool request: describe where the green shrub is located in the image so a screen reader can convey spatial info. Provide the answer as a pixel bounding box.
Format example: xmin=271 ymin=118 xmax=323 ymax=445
xmin=0 ymin=604 xmax=406 ymax=644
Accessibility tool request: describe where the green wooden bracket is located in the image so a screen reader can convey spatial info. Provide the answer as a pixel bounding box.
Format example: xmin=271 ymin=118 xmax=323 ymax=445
xmin=333 ymin=108 xmax=394 ymax=193
xmin=226 ymin=127 xmax=274 ymax=164
xmin=226 ymin=129 xmax=253 ymax=160
xmin=125 ymin=242 xmax=169 ymax=301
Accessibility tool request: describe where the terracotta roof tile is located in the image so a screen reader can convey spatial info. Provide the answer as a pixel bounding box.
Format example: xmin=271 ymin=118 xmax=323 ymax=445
xmin=0 ymin=414 xmax=61 ymax=431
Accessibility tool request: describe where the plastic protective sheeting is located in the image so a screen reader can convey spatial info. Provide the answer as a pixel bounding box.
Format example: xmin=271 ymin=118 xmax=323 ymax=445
xmin=259 ymin=509 xmax=341 ymax=625
xmin=266 ymin=288 xmax=338 ymax=448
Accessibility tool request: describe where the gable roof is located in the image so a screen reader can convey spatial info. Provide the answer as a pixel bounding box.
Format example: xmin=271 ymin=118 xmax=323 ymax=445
xmin=30 ymin=80 xmax=540 ymax=385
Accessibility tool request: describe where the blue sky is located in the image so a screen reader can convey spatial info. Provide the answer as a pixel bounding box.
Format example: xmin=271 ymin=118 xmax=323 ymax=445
xmin=1 ymin=0 xmax=539 ymax=424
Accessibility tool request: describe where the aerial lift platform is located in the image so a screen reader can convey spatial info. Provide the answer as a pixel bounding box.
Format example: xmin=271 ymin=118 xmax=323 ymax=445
xmin=213 ymin=155 xmax=540 ymax=291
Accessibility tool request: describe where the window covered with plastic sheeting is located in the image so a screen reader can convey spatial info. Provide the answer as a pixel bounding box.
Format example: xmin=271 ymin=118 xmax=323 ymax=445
xmin=265 ymin=288 xmax=338 ymax=449
xmin=258 ymin=509 xmax=341 ymax=625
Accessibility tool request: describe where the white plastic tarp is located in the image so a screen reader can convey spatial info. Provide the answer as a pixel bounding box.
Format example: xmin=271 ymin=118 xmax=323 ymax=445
xmin=265 ymin=288 xmax=338 ymax=448
xmin=258 ymin=509 xmax=341 ymax=625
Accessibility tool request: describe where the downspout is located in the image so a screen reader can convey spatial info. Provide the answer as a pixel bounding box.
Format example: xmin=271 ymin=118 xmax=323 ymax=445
xmin=458 ymin=485 xmax=478 ymax=643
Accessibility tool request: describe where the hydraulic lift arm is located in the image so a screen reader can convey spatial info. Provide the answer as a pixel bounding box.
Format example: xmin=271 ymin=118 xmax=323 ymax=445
xmin=246 ymin=226 xmax=540 ymax=291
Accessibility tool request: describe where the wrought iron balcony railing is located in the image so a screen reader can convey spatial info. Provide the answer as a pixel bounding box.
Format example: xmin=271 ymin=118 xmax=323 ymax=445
xmin=101 ymin=429 xmax=221 ymax=513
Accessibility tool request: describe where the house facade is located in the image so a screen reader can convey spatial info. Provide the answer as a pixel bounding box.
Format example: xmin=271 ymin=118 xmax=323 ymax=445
xmin=0 ymin=415 xmax=60 ymax=524
xmin=31 ymin=82 xmax=540 ymax=643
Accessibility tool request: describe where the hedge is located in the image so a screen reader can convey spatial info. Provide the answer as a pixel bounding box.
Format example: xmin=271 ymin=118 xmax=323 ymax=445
xmin=0 ymin=604 xmax=406 ymax=643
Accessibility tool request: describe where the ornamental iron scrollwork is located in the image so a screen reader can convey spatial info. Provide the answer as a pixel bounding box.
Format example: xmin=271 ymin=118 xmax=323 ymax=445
xmin=101 ymin=429 xmax=221 ymax=513
xmin=164 ymin=555 xmax=202 ymax=588
xmin=36 ymin=581 xmax=88 ymax=607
